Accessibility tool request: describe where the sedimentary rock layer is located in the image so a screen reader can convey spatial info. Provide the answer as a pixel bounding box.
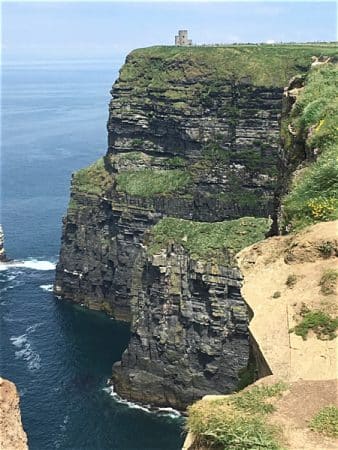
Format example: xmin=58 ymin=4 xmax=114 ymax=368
xmin=55 ymin=45 xmax=337 ymax=407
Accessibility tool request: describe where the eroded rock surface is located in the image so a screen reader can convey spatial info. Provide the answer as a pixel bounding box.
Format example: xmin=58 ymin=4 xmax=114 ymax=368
xmin=0 ymin=378 xmax=28 ymax=450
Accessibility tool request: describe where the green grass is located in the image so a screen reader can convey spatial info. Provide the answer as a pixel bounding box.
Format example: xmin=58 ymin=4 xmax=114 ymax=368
xmin=115 ymin=169 xmax=192 ymax=197
xmin=72 ymin=157 xmax=112 ymax=196
xmin=187 ymin=382 xmax=288 ymax=450
xmin=310 ymin=406 xmax=338 ymax=438
xmin=319 ymin=268 xmax=338 ymax=295
xmin=120 ymin=44 xmax=338 ymax=89
xmin=290 ymin=308 xmax=338 ymax=340
xmin=281 ymin=64 xmax=338 ymax=231
xmin=147 ymin=216 xmax=269 ymax=261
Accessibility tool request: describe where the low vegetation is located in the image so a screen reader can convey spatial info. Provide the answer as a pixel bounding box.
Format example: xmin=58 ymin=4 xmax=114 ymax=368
xmin=319 ymin=269 xmax=338 ymax=295
xmin=115 ymin=169 xmax=192 ymax=197
xmin=286 ymin=274 xmax=298 ymax=288
xmin=187 ymin=382 xmax=287 ymax=450
xmin=290 ymin=304 xmax=338 ymax=340
xmin=72 ymin=157 xmax=112 ymax=196
xmin=310 ymin=405 xmax=338 ymax=438
xmin=121 ymin=44 xmax=338 ymax=88
xmin=282 ymin=64 xmax=338 ymax=231
xmin=318 ymin=241 xmax=336 ymax=258
xmin=147 ymin=217 xmax=269 ymax=261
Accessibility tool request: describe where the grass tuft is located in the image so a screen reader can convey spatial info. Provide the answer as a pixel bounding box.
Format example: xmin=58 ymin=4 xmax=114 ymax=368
xmin=187 ymin=382 xmax=288 ymax=450
xmin=290 ymin=306 xmax=338 ymax=340
xmin=286 ymin=274 xmax=298 ymax=288
xmin=319 ymin=269 xmax=338 ymax=295
xmin=310 ymin=405 xmax=338 ymax=438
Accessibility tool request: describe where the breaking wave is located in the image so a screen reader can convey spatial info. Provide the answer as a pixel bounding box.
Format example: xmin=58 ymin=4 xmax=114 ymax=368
xmin=103 ymin=385 xmax=181 ymax=418
xmin=10 ymin=323 xmax=43 ymax=371
xmin=40 ymin=284 xmax=54 ymax=292
xmin=0 ymin=259 xmax=56 ymax=272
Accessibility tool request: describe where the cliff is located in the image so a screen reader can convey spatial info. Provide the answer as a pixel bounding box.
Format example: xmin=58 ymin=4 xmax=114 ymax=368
xmin=185 ymin=221 xmax=338 ymax=450
xmin=184 ymin=60 xmax=338 ymax=449
xmin=0 ymin=378 xmax=28 ymax=450
xmin=55 ymin=44 xmax=338 ymax=409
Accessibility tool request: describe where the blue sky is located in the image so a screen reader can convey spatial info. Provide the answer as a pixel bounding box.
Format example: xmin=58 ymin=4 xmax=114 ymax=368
xmin=2 ymin=1 xmax=337 ymax=62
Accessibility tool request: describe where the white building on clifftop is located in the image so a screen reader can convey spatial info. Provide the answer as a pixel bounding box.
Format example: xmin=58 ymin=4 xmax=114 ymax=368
xmin=175 ymin=30 xmax=192 ymax=46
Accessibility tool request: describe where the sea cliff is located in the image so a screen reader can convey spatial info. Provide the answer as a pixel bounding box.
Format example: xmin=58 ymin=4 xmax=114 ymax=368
xmin=55 ymin=44 xmax=337 ymax=409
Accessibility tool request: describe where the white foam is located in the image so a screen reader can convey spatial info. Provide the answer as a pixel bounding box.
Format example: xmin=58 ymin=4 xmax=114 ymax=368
xmin=14 ymin=345 xmax=41 ymax=371
xmin=10 ymin=334 xmax=28 ymax=347
xmin=10 ymin=323 xmax=43 ymax=371
xmin=103 ymin=385 xmax=181 ymax=418
xmin=40 ymin=284 xmax=54 ymax=292
xmin=26 ymin=323 xmax=43 ymax=333
xmin=0 ymin=259 xmax=56 ymax=271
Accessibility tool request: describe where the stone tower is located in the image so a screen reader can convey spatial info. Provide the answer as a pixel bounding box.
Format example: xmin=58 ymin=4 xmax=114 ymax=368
xmin=175 ymin=30 xmax=192 ymax=46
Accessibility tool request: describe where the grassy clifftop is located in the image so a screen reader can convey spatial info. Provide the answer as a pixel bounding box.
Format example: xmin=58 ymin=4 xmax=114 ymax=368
xmin=120 ymin=44 xmax=337 ymax=88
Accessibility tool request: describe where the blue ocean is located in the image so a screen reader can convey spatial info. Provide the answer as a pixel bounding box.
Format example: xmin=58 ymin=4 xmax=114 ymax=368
xmin=0 ymin=60 xmax=184 ymax=449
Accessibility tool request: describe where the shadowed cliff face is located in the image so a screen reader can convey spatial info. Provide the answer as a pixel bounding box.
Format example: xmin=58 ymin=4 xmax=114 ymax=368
xmin=55 ymin=45 xmax=336 ymax=409
xmin=112 ymin=244 xmax=249 ymax=409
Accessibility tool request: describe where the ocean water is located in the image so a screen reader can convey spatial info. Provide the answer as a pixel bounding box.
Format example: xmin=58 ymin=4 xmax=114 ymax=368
xmin=0 ymin=60 xmax=184 ymax=449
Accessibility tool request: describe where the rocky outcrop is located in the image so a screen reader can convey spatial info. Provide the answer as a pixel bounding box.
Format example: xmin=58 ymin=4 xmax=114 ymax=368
xmin=0 ymin=378 xmax=28 ymax=450
xmin=55 ymin=45 xmax=336 ymax=408
xmin=112 ymin=244 xmax=249 ymax=409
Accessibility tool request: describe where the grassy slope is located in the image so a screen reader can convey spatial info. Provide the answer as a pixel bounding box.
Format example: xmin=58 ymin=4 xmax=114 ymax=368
xmin=282 ymin=63 xmax=338 ymax=230
xmin=147 ymin=217 xmax=269 ymax=261
xmin=187 ymin=382 xmax=287 ymax=450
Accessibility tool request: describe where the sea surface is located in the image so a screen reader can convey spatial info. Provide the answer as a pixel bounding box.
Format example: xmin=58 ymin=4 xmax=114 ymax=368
xmin=1 ymin=60 xmax=184 ymax=449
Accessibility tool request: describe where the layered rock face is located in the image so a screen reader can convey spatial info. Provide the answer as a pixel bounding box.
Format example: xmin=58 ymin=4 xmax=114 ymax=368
xmin=112 ymin=244 xmax=248 ymax=409
xmin=55 ymin=45 xmax=332 ymax=408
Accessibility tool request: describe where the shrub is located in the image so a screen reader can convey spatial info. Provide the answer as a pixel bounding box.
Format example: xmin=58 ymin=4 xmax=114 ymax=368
xmin=318 ymin=241 xmax=335 ymax=258
xmin=286 ymin=274 xmax=297 ymax=288
xmin=290 ymin=309 xmax=338 ymax=340
xmin=319 ymin=269 xmax=338 ymax=295
xmin=273 ymin=291 xmax=281 ymax=299
xmin=307 ymin=197 xmax=336 ymax=221
xmin=310 ymin=405 xmax=338 ymax=438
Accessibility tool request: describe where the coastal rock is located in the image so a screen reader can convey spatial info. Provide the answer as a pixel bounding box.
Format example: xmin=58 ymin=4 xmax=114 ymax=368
xmin=0 ymin=378 xmax=28 ymax=450
xmin=112 ymin=244 xmax=249 ymax=409
xmin=0 ymin=225 xmax=8 ymax=262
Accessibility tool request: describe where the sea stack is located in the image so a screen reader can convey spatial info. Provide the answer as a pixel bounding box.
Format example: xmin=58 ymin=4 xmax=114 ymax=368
xmin=0 ymin=225 xmax=7 ymax=262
